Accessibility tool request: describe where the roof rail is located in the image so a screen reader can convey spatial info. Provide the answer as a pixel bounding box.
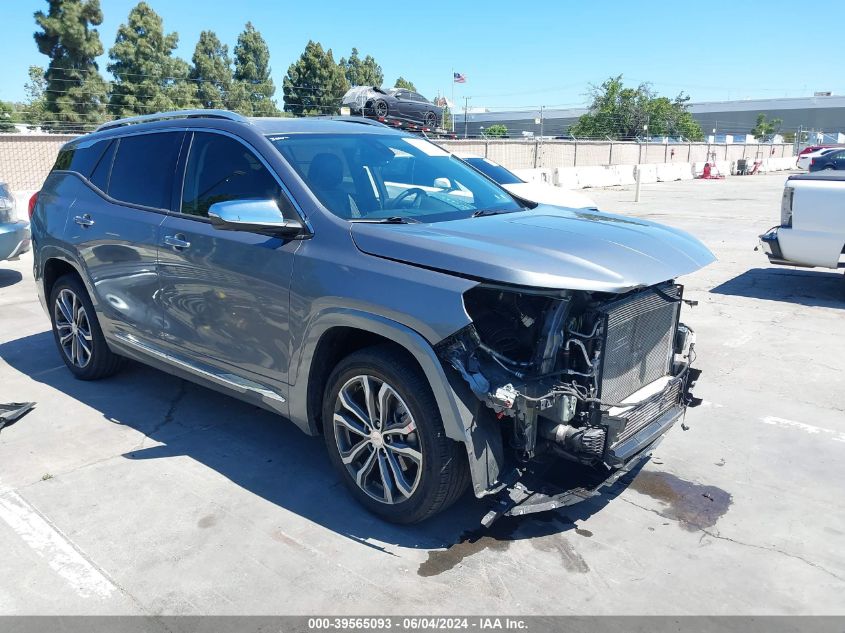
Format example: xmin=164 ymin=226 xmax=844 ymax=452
xmin=95 ymin=109 xmax=249 ymax=132
xmin=321 ymin=115 xmax=390 ymax=128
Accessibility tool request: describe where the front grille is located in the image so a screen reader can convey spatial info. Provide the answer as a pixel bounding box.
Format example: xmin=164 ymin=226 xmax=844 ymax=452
xmin=613 ymin=379 xmax=683 ymax=444
xmin=597 ymin=284 xmax=681 ymax=405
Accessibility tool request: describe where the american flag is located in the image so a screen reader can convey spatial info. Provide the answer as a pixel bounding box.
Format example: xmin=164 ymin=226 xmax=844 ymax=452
xmin=453 ymin=72 xmax=467 ymax=84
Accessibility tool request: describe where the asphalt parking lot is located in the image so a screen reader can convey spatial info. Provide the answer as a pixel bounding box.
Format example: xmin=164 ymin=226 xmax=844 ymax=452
xmin=0 ymin=172 xmax=843 ymax=615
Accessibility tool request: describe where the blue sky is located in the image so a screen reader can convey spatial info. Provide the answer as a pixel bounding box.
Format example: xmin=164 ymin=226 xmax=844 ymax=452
xmin=2 ymin=0 xmax=843 ymax=111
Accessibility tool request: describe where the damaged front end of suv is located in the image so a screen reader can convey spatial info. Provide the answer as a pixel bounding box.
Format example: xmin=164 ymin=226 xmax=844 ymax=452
xmin=350 ymin=204 xmax=714 ymax=524
xmin=437 ymin=280 xmax=702 ymax=525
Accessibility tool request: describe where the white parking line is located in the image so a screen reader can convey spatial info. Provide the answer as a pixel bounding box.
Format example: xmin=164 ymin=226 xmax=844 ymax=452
xmin=0 ymin=488 xmax=116 ymax=599
xmin=760 ymin=416 xmax=845 ymax=444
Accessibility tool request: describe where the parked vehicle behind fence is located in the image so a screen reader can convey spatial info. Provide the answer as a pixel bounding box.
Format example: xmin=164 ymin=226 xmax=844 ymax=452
xmin=809 ymin=149 xmax=845 ymax=172
xmin=454 ymin=153 xmax=598 ymax=209
xmin=0 ymin=182 xmax=31 ymax=263
xmin=31 ymin=110 xmax=714 ymax=525
xmin=797 ymin=147 xmax=839 ymax=170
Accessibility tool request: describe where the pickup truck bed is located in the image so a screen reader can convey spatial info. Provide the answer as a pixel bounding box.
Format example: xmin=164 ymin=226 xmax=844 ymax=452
xmin=760 ymin=173 xmax=845 ymax=270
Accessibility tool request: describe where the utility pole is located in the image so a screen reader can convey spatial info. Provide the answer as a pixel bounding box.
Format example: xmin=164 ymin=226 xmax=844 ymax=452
xmin=463 ymin=96 xmax=470 ymax=139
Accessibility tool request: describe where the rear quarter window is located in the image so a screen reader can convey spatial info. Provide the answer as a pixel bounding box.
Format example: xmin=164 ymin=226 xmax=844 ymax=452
xmin=108 ymin=132 xmax=184 ymax=209
xmin=53 ymin=138 xmax=115 ymax=179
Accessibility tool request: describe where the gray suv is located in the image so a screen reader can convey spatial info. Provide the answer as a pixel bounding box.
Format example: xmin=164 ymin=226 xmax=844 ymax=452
xmin=31 ymin=110 xmax=714 ymax=525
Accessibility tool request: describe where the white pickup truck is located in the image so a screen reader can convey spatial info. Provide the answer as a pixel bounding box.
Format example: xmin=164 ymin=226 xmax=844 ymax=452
xmin=760 ymin=174 xmax=845 ymax=271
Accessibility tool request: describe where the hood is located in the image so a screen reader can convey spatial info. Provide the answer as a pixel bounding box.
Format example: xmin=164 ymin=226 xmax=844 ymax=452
xmin=350 ymin=207 xmax=715 ymax=292
xmin=503 ymin=182 xmax=598 ymax=210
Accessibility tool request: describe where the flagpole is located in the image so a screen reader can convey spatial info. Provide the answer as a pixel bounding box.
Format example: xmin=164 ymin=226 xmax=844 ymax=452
xmin=450 ymin=67 xmax=455 ymax=133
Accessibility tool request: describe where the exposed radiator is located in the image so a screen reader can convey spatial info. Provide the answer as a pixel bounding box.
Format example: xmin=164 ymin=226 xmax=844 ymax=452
xmin=613 ymin=380 xmax=683 ymax=444
xmin=597 ymin=284 xmax=682 ymax=405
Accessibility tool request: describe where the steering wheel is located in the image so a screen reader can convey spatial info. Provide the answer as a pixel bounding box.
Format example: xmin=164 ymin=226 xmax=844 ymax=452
xmin=390 ymin=187 xmax=428 ymax=209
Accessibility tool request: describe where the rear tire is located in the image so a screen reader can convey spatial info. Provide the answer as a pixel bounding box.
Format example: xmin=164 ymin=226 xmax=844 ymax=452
xmin=374 ymin=100 xmax=388 ymax=118
xmin=424 ymin=112 xmax=437 ymax=129
xmin=322 ymin=345 xmax=469 ymax=523
xmin=49 ymin=274 xmax=125 ymax=380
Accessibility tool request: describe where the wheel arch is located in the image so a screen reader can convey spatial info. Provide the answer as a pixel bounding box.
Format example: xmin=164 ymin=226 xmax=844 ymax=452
xmin=43 ymin=256 xmax=83 ymax=302
xmin=288 ymin=309 xmax=468 ymax=446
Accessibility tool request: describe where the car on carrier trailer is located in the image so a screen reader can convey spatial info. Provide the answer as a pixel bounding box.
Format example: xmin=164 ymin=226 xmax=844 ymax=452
xmin=30 ymin=109 xmax=714 ymax=525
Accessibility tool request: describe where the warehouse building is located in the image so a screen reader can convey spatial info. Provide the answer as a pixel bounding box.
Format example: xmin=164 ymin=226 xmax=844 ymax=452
xmin=454 ymin=94 xmax=845 ymax=140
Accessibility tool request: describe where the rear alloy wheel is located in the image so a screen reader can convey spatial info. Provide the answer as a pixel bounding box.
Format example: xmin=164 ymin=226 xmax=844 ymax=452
xmin=424 ymin=112 xmax=437 ymax=129
xmin=374 ymin=100 xmax=388 ymax=118
xmin=323 ymin=345 xmax=469 ymax=523
xmin=49 ymin=274 xmax=125 ymax=380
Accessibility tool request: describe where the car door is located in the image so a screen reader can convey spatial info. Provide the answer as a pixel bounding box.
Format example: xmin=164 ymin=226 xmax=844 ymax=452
xmin=64 ymin=131 xmax=184 ymax=344
xmin=393 ymin=90 xmax=414 ymax=120
xmin=156 ymin=130 xmax=301 ymax=387
xmin=409 ymin=92 xmax=428 ymax=121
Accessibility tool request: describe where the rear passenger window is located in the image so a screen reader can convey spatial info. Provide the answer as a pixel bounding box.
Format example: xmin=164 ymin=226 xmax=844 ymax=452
xmin=181 ymin=132 xmax=294 ymax=218
xmin=108 ymin=132 xmax=183 ymax=209
xmin=53 ymin=138 xmax=115 ymax=178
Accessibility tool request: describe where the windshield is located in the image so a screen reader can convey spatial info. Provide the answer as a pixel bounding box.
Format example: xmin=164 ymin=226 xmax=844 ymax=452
xmin=268 ymin=133 xmax=522 ymax=223
xmin=463 ymin=157 xmax=525 ymax=185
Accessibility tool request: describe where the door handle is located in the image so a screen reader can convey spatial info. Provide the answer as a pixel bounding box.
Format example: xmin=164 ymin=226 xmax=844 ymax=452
xmin=164 ymin=234 xmax=191 ymax=250
xmin=73 ymin=214 xmax=95 ymax=228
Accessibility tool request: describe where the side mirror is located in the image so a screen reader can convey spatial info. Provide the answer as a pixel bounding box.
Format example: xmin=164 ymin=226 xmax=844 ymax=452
xmin=208 ymin=199 xmax=304 ymax=237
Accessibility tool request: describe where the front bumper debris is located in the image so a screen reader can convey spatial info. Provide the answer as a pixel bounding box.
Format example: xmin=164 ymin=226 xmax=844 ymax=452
xmin=480 ymin=364 xmax=702 ymax=526
xmin=481 ymin=434 xmax=663 ymax=527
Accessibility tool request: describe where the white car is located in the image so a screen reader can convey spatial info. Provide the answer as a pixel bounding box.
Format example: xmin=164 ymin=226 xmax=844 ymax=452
xmin=796 ymin=147 xmax=839 ymax=171
xmin=760 ymin=173 xmax=845 ymax=270
xmin=455 ymin=153 xmax=598 ymax=209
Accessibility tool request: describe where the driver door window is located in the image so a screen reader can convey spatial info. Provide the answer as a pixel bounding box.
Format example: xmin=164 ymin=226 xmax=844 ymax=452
xmin=181 ymin=132 xmax=293 ymax=218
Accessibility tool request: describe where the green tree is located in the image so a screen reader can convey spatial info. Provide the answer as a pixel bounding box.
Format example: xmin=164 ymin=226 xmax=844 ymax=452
xmin=340 ymin=48 xmax=383 ymax=87
xmin=231 ymin=22 xmax=279 ymax=116
xmin=283 ymin=40 xmax=348 ymax=116
xmin=750 ymin=113 xmax=783 ymax=140
xmin=394 ymin=76 xmax=416 ymax=91
xmin=485 ymin=124 xmax=508 ymax=138
xmin=108 ymin=2 xmax=197 ymax=118
xmin=24 ymin=65 xmax=48 ymax=128
xmin=0 ymin=101 xmax=19 ymax=132
xmin=570 ymin=75 xmax=703 ymax=141
xmin=190 ymin=30 xmax=233 ymax=109
xmin=34 ymin=0 xmax=109 ymax=132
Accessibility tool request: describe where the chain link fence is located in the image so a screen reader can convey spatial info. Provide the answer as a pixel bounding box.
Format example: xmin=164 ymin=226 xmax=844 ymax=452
xmin=0 ymin=133 xmax=796 ymax=194
xmin=437 ymin=139 xmax=795 ymax=170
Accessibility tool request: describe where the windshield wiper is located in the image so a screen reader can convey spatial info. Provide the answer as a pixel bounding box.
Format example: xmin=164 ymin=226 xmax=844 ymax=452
xmin=471 ymin=208 xmax=512 ymax=218
xmin=350 ymin=216 xmax=421 ymax=224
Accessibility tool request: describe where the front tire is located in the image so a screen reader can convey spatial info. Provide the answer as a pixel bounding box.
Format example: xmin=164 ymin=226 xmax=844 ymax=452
xmin=49 ymin=274 xmax=124 ymax=380
xmin=424 ymin=112 xmax=437 ymax=129
xmin=322 ymin=345 xmax=469 ymax=523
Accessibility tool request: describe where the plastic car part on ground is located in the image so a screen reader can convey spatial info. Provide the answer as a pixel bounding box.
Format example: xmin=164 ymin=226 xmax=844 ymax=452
xmin=0 ymin=402 xmax=35 ymax=434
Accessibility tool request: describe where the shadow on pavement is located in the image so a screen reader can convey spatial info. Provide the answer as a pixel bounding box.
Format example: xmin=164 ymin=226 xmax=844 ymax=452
xmin=0 ymin=330 xmax=640 ymax=553
xmin=0 ymin=269 xmax=23 ymax=289
xmin=710 ymin=267 xmax=844 ymax=308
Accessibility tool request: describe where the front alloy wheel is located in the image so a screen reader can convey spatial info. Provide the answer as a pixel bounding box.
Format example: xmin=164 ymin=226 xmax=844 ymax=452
xmin=322 ymin=345 xmax=469 ymax=523
xmin=332 ymin=375 xmax=422 ymax=504
xmin=54 ymin=288 xmax=93 ymax=368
